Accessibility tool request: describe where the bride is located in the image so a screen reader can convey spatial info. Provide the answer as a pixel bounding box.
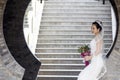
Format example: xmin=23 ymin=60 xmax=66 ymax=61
xmin=77 ymin=20 xmax=107 ymax=80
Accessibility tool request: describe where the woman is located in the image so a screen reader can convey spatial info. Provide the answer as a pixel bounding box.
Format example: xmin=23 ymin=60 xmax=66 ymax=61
xmin=77 ymin=20 xmax=107 ymax=80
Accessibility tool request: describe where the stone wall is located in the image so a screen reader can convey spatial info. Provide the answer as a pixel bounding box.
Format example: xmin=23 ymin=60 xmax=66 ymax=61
xmin=0 ymin=0 xmax=120 ymax=80
xmin=0 ymin=0 xmax=25 ymax=80
xmin=0 ymin=0 xmax=41 ymax=80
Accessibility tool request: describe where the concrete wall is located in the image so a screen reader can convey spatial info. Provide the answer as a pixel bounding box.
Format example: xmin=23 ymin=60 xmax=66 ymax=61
xmin=0 ymin=0 xmax=120 ymax=80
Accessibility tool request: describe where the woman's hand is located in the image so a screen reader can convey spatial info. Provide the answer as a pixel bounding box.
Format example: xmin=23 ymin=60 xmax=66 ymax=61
xmin=84 ymin=56 xmax=92 ymax=61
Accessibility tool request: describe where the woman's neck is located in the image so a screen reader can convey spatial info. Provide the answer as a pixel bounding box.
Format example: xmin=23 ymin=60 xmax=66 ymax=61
xmin=95 ymin=33 xmax=99 ymax=37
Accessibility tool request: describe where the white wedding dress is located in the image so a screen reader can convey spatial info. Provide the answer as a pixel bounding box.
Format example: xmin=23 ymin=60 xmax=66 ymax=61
xmin=77 ymin=35 xmax=107 ymax=80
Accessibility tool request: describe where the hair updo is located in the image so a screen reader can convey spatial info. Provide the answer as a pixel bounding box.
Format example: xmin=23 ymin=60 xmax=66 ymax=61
xmin=92 ymin=21 xmax=102 ymax=32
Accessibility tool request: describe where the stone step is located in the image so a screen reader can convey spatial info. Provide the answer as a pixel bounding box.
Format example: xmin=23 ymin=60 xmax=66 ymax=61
xmin=39 ymin=27 xmax=112 ymax=36
xmin=43 ymin=7 xmax=111 ymax=11
xmin=40 ymin=63 xmax=85 ymax=69
xmin=35 ymin=48 xmax=109 ymax=53
xmin=39 ymin=32 xmax=112 ymax=35
xmin=36 ymin=54 xmax=81 ymax=58
xmin=37 ymin=75 xmax=78 ymax=78
xmin=37 ymin=57 xmax=84 ymax=64
xmin=45 ymin=1 xmax=110 ymax=5
xmin=42 ymin=12 xmax=111 ymax=17
xmin=41 ymin=20 xmax=111 ymax=23
xmin=37 ymin=76 xmax=77 ymax=80
xmin=36 ymin=47 xmax=110 ymax=50
xmin=39 ymin=28 xmax=112 ymax=31
xmin=42 ymin=16 xmax=111 ymax=20
xmin=40 ymin=69 xmax=82 ymax=71
xmin=45 ymin=0 xmax=97 ymax=2
xmin=35 ymin=50 xmax=110 ymax=54
xmin=38 ymin=58 xmax=85 ymax=65
xmin=39 ymin=29 xmax=112 ymax=32
xmin=37 ymin=38 xmax=112 ymax=41
xmin=38 ymin=69 xmax=82 ymax=75
xmin=39 ymin=69 xmax=82 ymax=72
xmin=43 ymin=5 xmax=111 ymax=9
xmin=38 ymin=34 xmax=112 ymax=39
xmin=41 ymin=21 xmax=112 ymax=25
xmin=36 ymin=43 xmax=111 ymax=48
xmin=37 ymin=39 xmax=112 ymax=43
xmin=43 ymin=9 xmax=111 ymax=14
xmin=44 ymin=5 xmax=111 ymax=9
xmin=36 ymin=43 xmax=111 ymax=45
xmin=42 ymin=16 xmax=111 ymax=21
xmin=39 ymin=31 xmax=112 ymax=35
xmin=49 ymin=0 xmax=109 ymax=1
xmin=39 ymin=28 xmax=112 ymax=34
xmin=40 ymin=27 xmax=112 ymax=30
xmin=39 ymin=32 xmax=92 ymax=34
xmin=38 ymin=35 xmax=94 ymax=38
xmin=40 ymin=25 xmax=112 ymax=29
xmin=41 ymin=19 xmax=111 ymax=23
xmin=37 ymin=57 xmax=83 ymax=60
xmin=35 ymin=50 xmax=110 ymax=58
xmin=41 ymin=63 xmax=85 ymax=66
xmin=36 ymin=53 xmax=83 ymax=58
xmin=45 ymin=0 xmax=109 ymax=2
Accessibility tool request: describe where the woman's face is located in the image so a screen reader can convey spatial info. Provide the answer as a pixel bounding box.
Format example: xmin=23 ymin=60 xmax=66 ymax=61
xmin=91 ymin=24 xmax=100 ymax=35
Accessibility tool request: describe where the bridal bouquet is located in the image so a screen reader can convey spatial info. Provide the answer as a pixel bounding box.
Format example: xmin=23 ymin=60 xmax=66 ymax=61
xmin=78 ymin=44 xmax=90 ymax=66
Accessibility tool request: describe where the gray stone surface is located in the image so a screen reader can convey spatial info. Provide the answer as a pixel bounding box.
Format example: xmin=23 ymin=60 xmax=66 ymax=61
xmin=0 ymin=0 xmax=25 ymax=80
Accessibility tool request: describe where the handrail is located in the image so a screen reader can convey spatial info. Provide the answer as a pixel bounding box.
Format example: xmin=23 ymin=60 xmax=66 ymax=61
xmin=97 ymin=0 xmax=105 ymax=4
xmin=41 ymin=0 xmax=42 ymax=3
xmin=103 ymin=0 xmax=105 ymax=4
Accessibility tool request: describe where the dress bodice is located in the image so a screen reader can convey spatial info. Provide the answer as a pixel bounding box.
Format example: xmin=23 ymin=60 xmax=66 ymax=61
xmin=90 ymin=37 xmax=103 ymax=57
xmin=90 ymin=38 xmax=96 ymax=55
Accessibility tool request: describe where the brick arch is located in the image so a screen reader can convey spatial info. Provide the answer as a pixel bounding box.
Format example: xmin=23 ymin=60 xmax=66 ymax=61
xmin=3 ymin=0 xmax=41 ymax=80
xmin=0 ymin=0 xmax=120 ymax=80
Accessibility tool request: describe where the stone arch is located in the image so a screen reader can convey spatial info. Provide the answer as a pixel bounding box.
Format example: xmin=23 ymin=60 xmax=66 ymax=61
xmin=1 ymin=0 xmax=41 ymax=80
xmin=106 ymin=0 xmax=119 ymax=58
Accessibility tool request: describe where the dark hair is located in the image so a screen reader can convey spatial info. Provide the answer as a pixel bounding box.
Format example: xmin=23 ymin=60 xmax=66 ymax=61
xmin=92 ymin=21 xmax=102 ymax=32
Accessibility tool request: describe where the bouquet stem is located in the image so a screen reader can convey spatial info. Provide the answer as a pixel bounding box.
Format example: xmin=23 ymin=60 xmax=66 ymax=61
xmin=85 ymin=61 xmax=89 ymax=66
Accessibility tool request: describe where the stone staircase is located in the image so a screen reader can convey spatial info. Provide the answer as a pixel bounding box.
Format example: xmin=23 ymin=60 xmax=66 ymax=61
xmin=35 ymin=0 xmax=112 ymax=80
